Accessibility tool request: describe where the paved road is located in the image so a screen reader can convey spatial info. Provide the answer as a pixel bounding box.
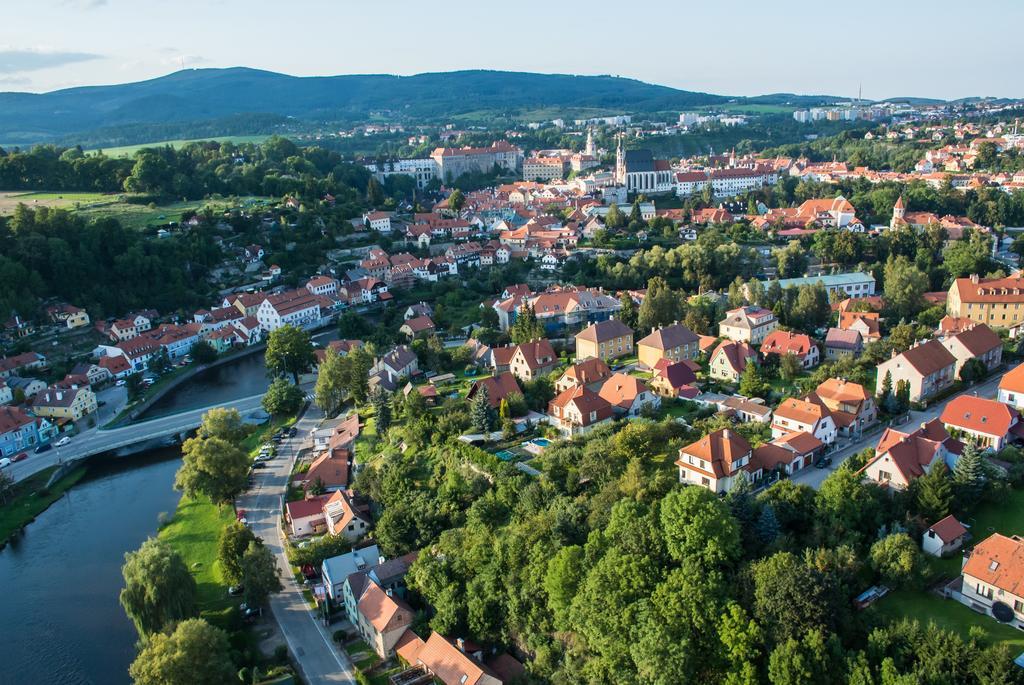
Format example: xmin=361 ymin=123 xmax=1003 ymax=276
xmin=8 ymin=392 xmax=266 ymax=483
xmin=239 ymin=407 xmax=356 ymax=685
xmin=792 ymin=373 xmax=1005 ymax=489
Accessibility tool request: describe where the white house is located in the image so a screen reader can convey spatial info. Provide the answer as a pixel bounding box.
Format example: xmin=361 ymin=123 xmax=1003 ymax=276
xmin=922 ymin=515 xmax=969 ymax=558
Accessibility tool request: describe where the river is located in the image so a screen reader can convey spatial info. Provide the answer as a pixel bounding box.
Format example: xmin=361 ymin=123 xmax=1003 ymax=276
xmin=0 ymin=448 xmax=182 ymax=684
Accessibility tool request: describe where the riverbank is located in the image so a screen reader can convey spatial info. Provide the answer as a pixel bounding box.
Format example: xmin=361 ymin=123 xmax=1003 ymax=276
xmin=0 ymin=464 xmax=88 ymax=550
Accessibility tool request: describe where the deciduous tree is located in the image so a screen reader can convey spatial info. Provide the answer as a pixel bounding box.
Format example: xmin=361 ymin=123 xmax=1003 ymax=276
xmin=265 ymin=324 xmax=315 ymax=383
xmin=120 ymin=537 xmax=197 ymax=636
xmin=128 ymin=618 xmax=235 ymax=685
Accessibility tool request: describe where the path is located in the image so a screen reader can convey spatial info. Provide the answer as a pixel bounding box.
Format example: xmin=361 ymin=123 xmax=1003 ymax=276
xmin=239 ymin=406 xmax=356 ymax=685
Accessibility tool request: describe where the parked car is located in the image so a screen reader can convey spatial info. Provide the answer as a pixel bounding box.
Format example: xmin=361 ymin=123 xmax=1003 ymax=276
xmin=288 ymin=427 xmax=297 ymax=438
xmin=115 ymin=379 xmax=126 ymax=387
xmin=228 ymin=585 xmax=244 ymax=596
xmin=55 ymin=437 xmax=72 ymax=447
xmin=0 ymin=458 xmax=11 ymax=469
xmin=251 ymin=462 xmax=268 ymax=469
xmin=11 ymin=452 xmax=28 ymax=463
xmin=35 ymin=443 xmax=53 ymax=454
xmin=815 ymin=457 xmax=833 ymax=469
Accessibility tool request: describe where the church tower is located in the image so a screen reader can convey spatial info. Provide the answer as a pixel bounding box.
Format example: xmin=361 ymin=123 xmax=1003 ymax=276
xmin=615 ymin=134 xmax=625 ymax=185
xmin=890 ymin=195 xmax=906 ymax=229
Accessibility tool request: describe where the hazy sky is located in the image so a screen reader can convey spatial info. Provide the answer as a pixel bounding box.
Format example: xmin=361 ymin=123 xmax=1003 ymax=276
xmin=3 ymin=0 xmax=1021 ymax=100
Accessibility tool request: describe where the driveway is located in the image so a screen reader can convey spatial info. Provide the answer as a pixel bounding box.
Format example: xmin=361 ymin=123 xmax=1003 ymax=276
xmin=791 ymin=373 xmax=1006 ymax=490
xmin=238 ymin=406 xmax=357 ymax=685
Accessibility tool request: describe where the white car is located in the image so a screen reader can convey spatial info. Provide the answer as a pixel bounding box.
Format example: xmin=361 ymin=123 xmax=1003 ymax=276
xmin=55 ymin=437 xmax=72 ymax=447
xmin=115 ymin=379 xmax=126 ymax=387
xmin=0 ymin=458 xmax=11 ymax=469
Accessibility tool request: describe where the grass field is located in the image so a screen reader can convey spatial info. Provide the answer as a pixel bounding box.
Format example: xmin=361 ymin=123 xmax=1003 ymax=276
xmin=0 ymin=190 xmax=119 ymax=215
xmin=89 ymin=135 xmax=271 ymax=158
xmin=0 ymin=465 xmax=88 ymax=549
xmin=158 ymin=494 xmax=237 ymax=624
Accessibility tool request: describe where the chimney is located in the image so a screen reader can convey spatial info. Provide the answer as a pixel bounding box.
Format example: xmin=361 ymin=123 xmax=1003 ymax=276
xmin=386 ymin=588 xmax=393 ymax=597
xmin=456 ymin=638 xmax=466 ymax=653
xmin=970 ymin=273 xmax=979 ymax=284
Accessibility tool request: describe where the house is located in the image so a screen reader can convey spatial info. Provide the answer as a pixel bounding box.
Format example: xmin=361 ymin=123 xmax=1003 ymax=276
xmin=771 ymin=397 xmax=837 ymax=444
xmin=947 ymin=274 xmax=1024 ymax=329
xmin=46 ymin=303 xmax=90 ymax=329
xmin=999 ymin=363 xmax=1024 ymax=410
xmin=0 ymin=351 xmax=47 ymax=378
xmin=31 ymin=385 xmax=97 ymax=422
xmin=717 ymin=396 xmax=773 ymax=423
xmin=0 ymin=405 xmax=56 ymax=457
xmin=574 ymin=318 xmax=634 ymax=362
xmin=597 ymin=373 xmax=660 ymax=417
xmin=509 ymin=339 xmax=558 ymax=383
xmin=547 ymin=386 xmax=615 ymax=437
xmin=718 ymin=306 xmax=777 ymax=344
xmin=752 ymin=431 xmax=824 ymax=476
xmin=6 ymin=376 xmax=47 ymax=399
xmin=396 ymin=631 xmax=513 ymax=685
xmin=636 ymin=322 xmax=701 ymax=368
xmin=404 ymin=302 xmax=434 ymax=321
xmin=321 ymin=544 xmax=381 ymax=601
xmin=555 ymin=358 xmax=613 ymax=392
xmin=648 ymin=358 xmax=700 ymax=399
xmin=709 ymin=340 xmax=758 ymax=383
xmin=957 ymin=533 xmax=1024 ymax=628
xmin=0 ymin=380 xmax=10 ymax=405
xmin=489 ymin=346 xmax=516 ymax=374
xmin=940 ymin=323 xmax=1003 ymax=378
xmin=355 ymin=581 xmax=414 ymax=659
xmin=374 ymin=346 xmax=419 ymax=384
xmin=812 ymin=378 xmax=877 ymax=437
xmin=109 ymin=318 xmax=142 ymax=341
xmin=860 ymin=419 xmax=963 ymax=490
xmin=364 ymin=211 xmax=393 ymax=233
xmin=285 ymin=495 xmax=330 ymax=536
xmin=98 ymin=355 xmax=132 ymax=380
xmin=400 ymin=316 xmax=436 ymax=339
xmin=760 ymin=330 xmax=819 ymax=369
xmin=824 ymin=328 xmax=863 ymax=360
xmin=774 ymin=271 xmax=875 ymax=299
xmin=839 ymin=311 xmax=881 ymax=341
xmin=922 ymin=515 xmax=969 ymax=557
xmin=323 ymin=491 xmax=371 ymax=542
xmin=875 ymin=339 xmax=957 ymax=404
xmin=940 ymin=395 xmax=1022 ymax=451
xmin=675 ymin=428 xmax=756 ymax=494
xmin=467 ymin=372 xmax=522 ymax=409
xmin=306 ymin=275 xmax=339 ymax=297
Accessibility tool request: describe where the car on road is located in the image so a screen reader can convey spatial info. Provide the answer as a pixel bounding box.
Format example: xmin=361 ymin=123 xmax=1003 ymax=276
xmin=115 ymin=379 xmax=126 ymax=387
xmin=815 ymin=457 xmax=833 ymax=469
xmin=288 ymin=427 xmax=297 ymax=438
xmin=228 ymin=585 xmax=244 ymax=596
xmin=11 ymin=452 xmax=28 ymax=463
xmin=0 ymin=458 xmax=11 ymax=469
xmin=55 ymin=437 xmax=72 ymax=447
xmin=35 ymin=443 xmax=53 ymax=454
xmin=251 ymin=461 xmax=268 ymax=469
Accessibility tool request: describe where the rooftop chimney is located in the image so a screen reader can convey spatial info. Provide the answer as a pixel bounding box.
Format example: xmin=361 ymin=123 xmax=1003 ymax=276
xmin=456 ymin=638 xmax=466 ymax=653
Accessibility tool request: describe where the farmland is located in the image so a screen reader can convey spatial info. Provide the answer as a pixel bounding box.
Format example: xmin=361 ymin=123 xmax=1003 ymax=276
xmin=88 ymin=135 xmax=271 ymax=158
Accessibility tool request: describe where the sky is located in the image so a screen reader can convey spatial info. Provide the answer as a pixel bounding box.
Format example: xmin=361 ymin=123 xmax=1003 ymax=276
xmin=2 ymin=0 xmax=1022 ymax=101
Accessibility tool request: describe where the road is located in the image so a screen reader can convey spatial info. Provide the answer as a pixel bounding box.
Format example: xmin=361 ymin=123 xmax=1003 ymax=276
xmin=8 ymin=392 xmax=267 ymax=483
xmin=239 ymin=406 xmax=357 ymax=685
xmin=792 ymin=373 xmax=1006 ymax=489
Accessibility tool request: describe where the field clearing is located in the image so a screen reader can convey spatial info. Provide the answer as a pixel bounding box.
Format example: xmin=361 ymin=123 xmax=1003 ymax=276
xmin=0 ymin=190 xmax=120 ymax=214
xmin=89 ymin=135 xmax=270 ymax=158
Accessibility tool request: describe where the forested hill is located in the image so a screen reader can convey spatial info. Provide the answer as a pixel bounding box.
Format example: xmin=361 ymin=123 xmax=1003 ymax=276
xmin=0 ymin=68 xmax=729 ymax=144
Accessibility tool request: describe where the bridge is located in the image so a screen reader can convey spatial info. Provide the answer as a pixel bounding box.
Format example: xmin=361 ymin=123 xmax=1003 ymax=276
xmin=8 ymin=392 xmax=268 ymax=484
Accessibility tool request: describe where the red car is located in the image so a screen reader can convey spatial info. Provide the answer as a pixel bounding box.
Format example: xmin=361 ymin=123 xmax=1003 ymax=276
xmin=236 ymin=509 xmax=247 ymax=521
xmin=10 ymin=452 xmax=28 ymax=463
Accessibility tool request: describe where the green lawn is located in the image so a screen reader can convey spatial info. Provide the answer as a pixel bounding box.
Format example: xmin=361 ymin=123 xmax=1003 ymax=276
xmin=871 ymin=589 xmax=1024 ymax=650
xmin=158 ymin=494 xmax=237 ymax=624
xmin=89 ymin=136 xmax=271 ymax=158
xmin=0 ymin=465 xmax=88 ymax=548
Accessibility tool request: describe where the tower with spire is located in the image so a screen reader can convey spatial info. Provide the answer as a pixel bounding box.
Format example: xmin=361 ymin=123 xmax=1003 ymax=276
xmin=615 ymin=134 xmax=625 ymax=185
xmin=585 ymin=127 xmax=596 ymax=157
xmin=890 ymin=195 xmax=906 ymax=229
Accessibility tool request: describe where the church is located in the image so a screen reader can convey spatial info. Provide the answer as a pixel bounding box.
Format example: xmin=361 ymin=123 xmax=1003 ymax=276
xmin=615 ymin=138 xmax=675 ymax=195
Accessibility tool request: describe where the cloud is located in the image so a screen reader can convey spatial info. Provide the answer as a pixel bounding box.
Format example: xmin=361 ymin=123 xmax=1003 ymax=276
xmin=0 ymin=76 xmax=31 ymax=85
xmin=58 ymin=0 xmax=108 ymax=8
xmin=0 ymin=49 xmax=102 ymax=73
xmin=159 ymin=54 xmax=210 ymax=68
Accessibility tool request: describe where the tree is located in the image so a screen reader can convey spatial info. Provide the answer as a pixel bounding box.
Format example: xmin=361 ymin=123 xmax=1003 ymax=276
xmin=883 ymin=255 xmax=928 ymax=320
xmin=659 ymin=486 xmax=740 ymax=571
xmin=870 ymin=533 xmax=925 ymax=589
xmin=894 ymin=379 xmax=910 ymax=412
xmin=619 ymin=291 xmax=639 ymax=329
xmin=953 ymin=441 xmax=985 ymax=505
xmin=265 ymin=324 xmax=314 ymax=383
xmin=0 ymin=469 xmax=14 ymax=505
xmin=774 ymin=241 xmax=808 ymax=278
xmin=198 ymin=407 xmax=247 ymax=443
xmin=366 ymin=177 xmax=384 ymax=207
xmin=739 ymin=361 xmax=768 ymax=397
xmin=370 ymin=386 xmax=392 ymax=433
xmin=189 ymin=340 xmax=217 ymax=364
xmin=262 ymin=377 xmax=304 ymax=416
xmin=341 ymin=347 xmax=373 ymax=406
xmin=241 ymin=541 xmax=282 ymax=607
xmin=314 ymin=348 xmax=346 ymax=416
xmin=447 ymin=188 xmax=465 ymax=212
xmin=879 ymin=370 xmax=894 ymax=406
xmin=510 ymin=303 xmax=544 ymax=344
xmin=756 ymin=504 xmax=780 ymax=547
xmin=779 ymin=354 xmax=803 ymax=382
xmin=913 ymin=461 xmax=954 ymax=522
xmin=120 ymin=537 xmax=197 ymax=636
xmin=638 ymin=276 xmax=681 ymax=332
xmin=605 ymin=202 xmax=625 ymax=230
xmin=218 ymin=521 xmax=258 ymax=586
xmin=767 ymin=629 xmax=841 ymax=685
xmin=470 ymin=386 xmax=496 ymax=433
xmin=175 ymin=434 xmax=249 ymax=504
xmin=128 ymin=618 xmax=235 ymax=685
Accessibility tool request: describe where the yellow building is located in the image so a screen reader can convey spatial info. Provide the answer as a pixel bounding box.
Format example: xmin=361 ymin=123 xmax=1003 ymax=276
xmin=31 ymin=385 xmax=97 ymax=422
xmin=636 ymin=322 xmax=700 ymax=369
xmin=575 ymin=318 xmax=634 ymax=362
xmin=948 ymin=274 xmax=1024 ymax=328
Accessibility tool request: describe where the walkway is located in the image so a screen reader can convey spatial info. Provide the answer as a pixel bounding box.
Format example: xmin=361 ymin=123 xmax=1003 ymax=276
xmin=239 ymin=406 xmax=357 ymax=684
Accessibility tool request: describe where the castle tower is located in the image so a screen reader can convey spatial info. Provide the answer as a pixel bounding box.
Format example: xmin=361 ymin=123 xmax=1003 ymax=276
xmin=585 ymin=127 xmax=596 ymax=157
xmin=615 ymin=134 xmax=625 ymax=185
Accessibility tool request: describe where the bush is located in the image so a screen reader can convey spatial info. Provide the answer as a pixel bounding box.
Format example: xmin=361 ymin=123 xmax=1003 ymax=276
xmin=274 ymin=644 xmax=289 ymax=664
xmin=333 ymin=629 xmax=347 ymax=643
